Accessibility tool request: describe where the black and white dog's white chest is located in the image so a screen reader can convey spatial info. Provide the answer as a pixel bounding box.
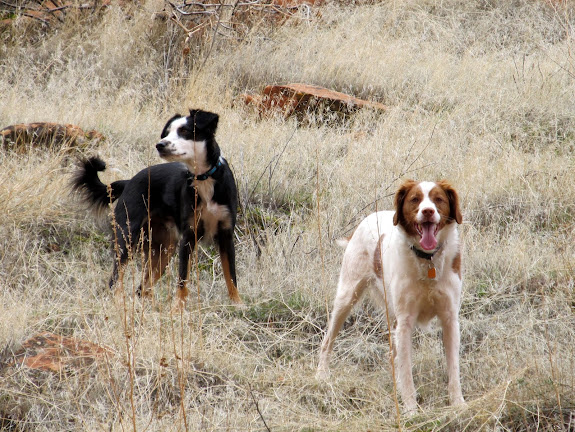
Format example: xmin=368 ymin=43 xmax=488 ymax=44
xmin=187 ymin=178 xmax=232 ymax=240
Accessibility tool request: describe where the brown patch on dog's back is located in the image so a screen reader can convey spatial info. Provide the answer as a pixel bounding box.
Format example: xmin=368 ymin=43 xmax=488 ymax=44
xmin=452 ymin=251 xmax=461 ymax=279
xmin=373 ymin=234 xmax=385 ymax=279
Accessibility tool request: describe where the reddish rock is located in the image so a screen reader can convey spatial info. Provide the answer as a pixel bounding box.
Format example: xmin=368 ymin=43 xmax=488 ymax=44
xmin=39 ymin=0 xmax=66 ymax=21
xmin=12 ymin=332 xmax=113 ymax=373
xmin=244 ymin=83 xmax=386 ymax=118
xmin=0 ymin=122 xmax=105 ymax=153
xmin=1 ymin=0 xmax=112 ymax=27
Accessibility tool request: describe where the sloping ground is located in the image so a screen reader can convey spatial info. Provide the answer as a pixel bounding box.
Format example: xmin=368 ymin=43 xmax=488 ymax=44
xmin=0 ymin=0 xmax=574 ymax=430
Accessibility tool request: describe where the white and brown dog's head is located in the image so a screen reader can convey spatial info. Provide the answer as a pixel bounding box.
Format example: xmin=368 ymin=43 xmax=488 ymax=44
xmin=393 ymin=180 xmax=462 ymax=251
xmin=156 ymin=109 xmax=221 ymax=172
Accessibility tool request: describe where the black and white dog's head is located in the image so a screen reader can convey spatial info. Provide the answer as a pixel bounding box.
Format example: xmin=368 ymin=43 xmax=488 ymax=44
xmin=156 ymin=109 xmax=221 ymax=172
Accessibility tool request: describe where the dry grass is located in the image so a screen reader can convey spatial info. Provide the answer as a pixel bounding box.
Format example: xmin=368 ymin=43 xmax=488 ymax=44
xmin=1 ymin=0 xmax=575 ymax=430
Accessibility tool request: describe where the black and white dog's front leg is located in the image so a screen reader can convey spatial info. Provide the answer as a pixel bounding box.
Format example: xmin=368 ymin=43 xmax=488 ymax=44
xmin=217 ymin=227 xmax=242 ymax=304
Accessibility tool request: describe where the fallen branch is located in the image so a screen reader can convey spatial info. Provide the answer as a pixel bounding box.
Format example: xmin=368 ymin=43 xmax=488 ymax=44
xmin=166 ymin=0 xmax=318 ymax=44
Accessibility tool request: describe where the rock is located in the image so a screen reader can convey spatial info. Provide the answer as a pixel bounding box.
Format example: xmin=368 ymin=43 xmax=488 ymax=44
xmin=0 ymin=122 xmax=105 ymax=153
xmin=0 ymin=0 xmax=112 ymax=28
xmin=243 ymin=83 xmax=386 ymax=119
xmin=11 ymin=332 xmax=113 ymax=373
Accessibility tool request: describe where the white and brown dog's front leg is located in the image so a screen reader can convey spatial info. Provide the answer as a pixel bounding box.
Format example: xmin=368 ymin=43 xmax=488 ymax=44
xmin=439 ymin=310 xmax=465 ymax=406
xmin=394 ymin=313 xmax=418 ymax=412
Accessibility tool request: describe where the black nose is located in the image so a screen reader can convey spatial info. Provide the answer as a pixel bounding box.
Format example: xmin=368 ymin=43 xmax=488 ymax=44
xmin=156 ymin=142 xmax=166 ymax=151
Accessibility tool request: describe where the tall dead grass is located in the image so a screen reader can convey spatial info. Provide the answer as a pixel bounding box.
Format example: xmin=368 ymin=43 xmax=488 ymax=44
xmin=1 ymin=0 xmax=574 ymax=430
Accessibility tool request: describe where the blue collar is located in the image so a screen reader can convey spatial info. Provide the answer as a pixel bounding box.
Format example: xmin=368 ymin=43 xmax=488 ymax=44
xmin=188 ymin=156 xmax=223 ymax=181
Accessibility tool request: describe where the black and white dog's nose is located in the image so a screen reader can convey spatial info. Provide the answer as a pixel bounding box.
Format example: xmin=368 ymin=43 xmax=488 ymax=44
xmin=156 ymin=141 xmax=166 ymax=151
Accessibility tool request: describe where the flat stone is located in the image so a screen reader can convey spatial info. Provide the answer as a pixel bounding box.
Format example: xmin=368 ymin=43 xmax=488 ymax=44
xmin=0 ymin=122 xmax=105 ymax=153
xmin=243 ymin=83 xmax=386 ymax=118
xmin=11 ymin=332 xmax=113 ymax=373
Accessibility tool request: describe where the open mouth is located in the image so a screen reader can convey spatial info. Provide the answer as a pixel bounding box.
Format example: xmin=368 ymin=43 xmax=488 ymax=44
xmin=415 ymin=222 xmax=439 ymax=251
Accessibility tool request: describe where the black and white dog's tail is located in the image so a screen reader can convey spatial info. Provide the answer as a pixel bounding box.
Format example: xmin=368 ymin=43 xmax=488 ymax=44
xmin=72 ymin=156 xmax=126 ymax=211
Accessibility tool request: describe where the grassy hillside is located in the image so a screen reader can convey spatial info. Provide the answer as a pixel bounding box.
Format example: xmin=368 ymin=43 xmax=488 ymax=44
xmin=1 ymin=0 xmax=574 ymax=430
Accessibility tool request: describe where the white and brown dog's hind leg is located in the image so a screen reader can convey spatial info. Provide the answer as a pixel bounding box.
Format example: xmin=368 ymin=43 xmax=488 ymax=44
xmin=316 ymin=240 xmax=372 ymax=379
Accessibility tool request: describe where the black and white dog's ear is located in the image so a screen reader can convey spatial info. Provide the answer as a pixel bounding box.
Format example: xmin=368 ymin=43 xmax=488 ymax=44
xmin=160 ymin=113 xmax=182 ymax=138
xmin=189 ymin=109 xmax=219 ymax=133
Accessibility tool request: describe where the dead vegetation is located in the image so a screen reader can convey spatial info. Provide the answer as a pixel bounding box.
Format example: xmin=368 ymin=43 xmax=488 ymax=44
xmin=0 ymin=0 xmax=574 ymax=430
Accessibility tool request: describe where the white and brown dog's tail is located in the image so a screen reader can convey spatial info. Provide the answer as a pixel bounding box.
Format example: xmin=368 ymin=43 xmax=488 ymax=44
xmin=335 ymin=231 xmax=355 ymax=248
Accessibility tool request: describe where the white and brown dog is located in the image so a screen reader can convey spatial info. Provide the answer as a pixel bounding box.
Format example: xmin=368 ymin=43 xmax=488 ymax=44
xmin=317 ymin=180 xmax=464 ymax=412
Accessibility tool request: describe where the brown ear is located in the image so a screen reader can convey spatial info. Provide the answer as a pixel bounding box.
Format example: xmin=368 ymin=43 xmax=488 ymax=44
xmin=437 ymin=180 xmax=462 ymax=224
xmin=393 ymin=179 xmax=417 ymax=226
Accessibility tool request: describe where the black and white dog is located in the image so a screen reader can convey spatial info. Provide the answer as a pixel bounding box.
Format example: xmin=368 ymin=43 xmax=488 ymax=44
xmin=73 ymin=109 xmax=241 ymax=305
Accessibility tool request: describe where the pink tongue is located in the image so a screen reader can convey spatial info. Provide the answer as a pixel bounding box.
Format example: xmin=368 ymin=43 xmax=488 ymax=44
xmin=420 ymin=223 xmax=437 ymax=251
